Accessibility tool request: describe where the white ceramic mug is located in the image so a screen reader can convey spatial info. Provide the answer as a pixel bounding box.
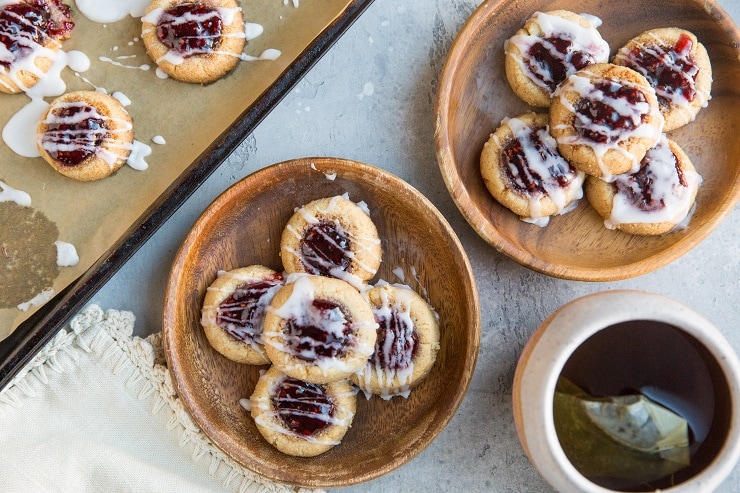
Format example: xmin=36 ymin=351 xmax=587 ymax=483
xmin=512 ymin=290 xmax=740 ymax=492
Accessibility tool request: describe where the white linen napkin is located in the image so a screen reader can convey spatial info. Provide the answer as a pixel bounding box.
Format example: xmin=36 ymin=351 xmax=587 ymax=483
xmin=0 ymin=304 xmax=321 ymax=493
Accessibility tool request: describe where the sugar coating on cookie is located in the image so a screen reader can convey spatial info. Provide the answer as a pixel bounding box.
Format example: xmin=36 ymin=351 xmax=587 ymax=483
xmin=550 ymin=63 xmax=664 ymax=180
xmin=613 ymin=28 xmax=712 ymax=132
xmin=249 ymin=366 xmax=356 ymax=457
xmin=141 ymin=0 xmax=246 ymax=84
xmin=200 ymin=265 xmax=284 ymax=365
xmin=263 ymin=274 xmax=378 ymax=384
xmin=481 ymin=112 xmax=586 ymax=226
xmin=0 ymin=0 xmax=74 ymax=94
xmin=36 ymin=90 xmax=134 ymax=181
xmin=504 ymin=10 xmax=610 ymax=107
xmin=585 ymin=135 xmax=701 ymax=235
xmin=280 ymin=195 xmax=382 ymax=289
xmin=351 ymin=283 xmax=440 ymax=400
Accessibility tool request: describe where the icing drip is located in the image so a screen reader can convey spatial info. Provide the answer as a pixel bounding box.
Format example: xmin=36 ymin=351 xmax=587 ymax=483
xmin=17 ymin=286 xmax=54 ymax=311
xmin=266 ymin=275 xmax=376 ymax=376
xmin=251 ymin=375 xmax=353 ymax=445
xmin=506 ymin=12 xmax=609 ymax=93
xmin=499 ymin=116 xmax=584 ymax=225
xmin=202 ymin=270 xmax=284 ymax=348
xmin=54 ymin=240 xmax=78 ymax=266
xmin=0 ymin=180 xmax=31 ymax=206
xmin=607 ymin=135 xmax=701 ymax=229
xmin=554 ymin=71 xmax=663 ymax=179
xmin=615 ymin=33 xmax=705 ymax=111
xmin=38 ymin=100 xmax=133 ymax=167
xmin=75 ymin=0 xmax=151 ymax=23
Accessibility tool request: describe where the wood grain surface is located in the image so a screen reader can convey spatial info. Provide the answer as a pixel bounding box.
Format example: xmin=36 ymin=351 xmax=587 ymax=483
xmin=435 ymin=0 xmax=740 ymax=281
xmin=162 ymin=157 xmax=480 ymax=487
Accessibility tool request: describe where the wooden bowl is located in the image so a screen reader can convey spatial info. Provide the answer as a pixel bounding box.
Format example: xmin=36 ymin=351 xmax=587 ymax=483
xmin=435 ymin=0 xmax=740 ymax=281
xmin=162 ymin=157 xmax=480 ymax=488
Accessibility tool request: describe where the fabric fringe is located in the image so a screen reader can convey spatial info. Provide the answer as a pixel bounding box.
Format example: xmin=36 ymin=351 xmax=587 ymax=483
xmin=0 ymin=304 xmax=323 ymax=493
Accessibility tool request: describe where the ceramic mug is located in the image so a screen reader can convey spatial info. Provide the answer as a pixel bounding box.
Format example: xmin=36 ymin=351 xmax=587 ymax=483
xmin=512 ymin=290 xmax=740 ymax=492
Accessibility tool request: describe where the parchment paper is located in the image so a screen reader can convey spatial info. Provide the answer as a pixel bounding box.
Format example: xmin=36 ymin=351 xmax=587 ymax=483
xmin=0 ymin=0 xmax=352 ymax=340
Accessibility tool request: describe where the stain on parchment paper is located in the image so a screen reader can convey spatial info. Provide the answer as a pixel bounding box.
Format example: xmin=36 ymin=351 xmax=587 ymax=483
xmin=0 ymin=202 xmax=59 ymax=308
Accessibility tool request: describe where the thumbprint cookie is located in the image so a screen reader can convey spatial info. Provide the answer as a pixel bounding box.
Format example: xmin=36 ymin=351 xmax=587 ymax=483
xmin=613 ymin=28 xmax=712 ymax=132
xmin=36 ymin=90 xmax=134 ymax=181
xmin=141 ymin=0 xmax=246 ymax=84
xmin=585 ymin=135 xmax=701 ymax=236
xmin=504 ymin=10 xmax=610 ymax=107
xmin=0 ymin=0 xmax=74 ymax=94
xmin=480 ymin=112 xmax=585 ymax=226
xmin=250 ymin=366 xmax=356 ymax=457
xmin=280 ymin=195 xmax=382 ymax=288
xmin=262 ymin=275 xmax=378 ymax=384
xmin=351 ymin=284 xmax=440 ymax=399
xmin=200 ymin=265 xmax=284 ymax=365
xmin=549 ymin=63 xmax=664 ymax=180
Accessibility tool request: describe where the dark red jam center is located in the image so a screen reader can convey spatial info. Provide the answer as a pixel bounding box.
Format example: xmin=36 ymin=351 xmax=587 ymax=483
xmin=156 ymin=3 xmax=223 ymax=55
xmin=0 ymin=0 xmax=73 ymax=67
xmin=299 ymin=221 xmax=351 ymax=277
xmin=528 ymin=37 xmax=596 ymax=91
xmin=284 ymin=299 xmax=352 ymax=361
xmin=273 ymin=377 xmax=334 ymax=436
xmin=216 ymin=275 xmax=283 ymax=343
xmin=372 ymin=311 xmax=418 ymax=371
xmin=574 ymin=81 xmax=648 ymax=144
xmin=616 ymin=145 xmax=683 ymax=212
xmin=623 ymin=34 xmax=698 ymax=103
xmin=502 ymin=127 xmax=576 ymax=194
xmin=43 ymin=105 xmax=106 ymax=166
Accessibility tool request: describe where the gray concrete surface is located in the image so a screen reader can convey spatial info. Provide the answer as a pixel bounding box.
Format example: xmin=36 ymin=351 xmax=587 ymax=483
xmin=91 ymin=1 xmax=740 ymax=491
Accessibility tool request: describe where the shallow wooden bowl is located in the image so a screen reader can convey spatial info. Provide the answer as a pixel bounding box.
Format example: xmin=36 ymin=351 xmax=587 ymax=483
xmin=435 ymin=0 xmax=740 ymax=281
xmin=162 ymin=157 xmax=480 ymax=488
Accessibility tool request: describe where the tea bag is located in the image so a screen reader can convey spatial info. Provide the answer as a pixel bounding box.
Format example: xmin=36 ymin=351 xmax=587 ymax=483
xmin=554 ymin=377 xmax=690 ymax=486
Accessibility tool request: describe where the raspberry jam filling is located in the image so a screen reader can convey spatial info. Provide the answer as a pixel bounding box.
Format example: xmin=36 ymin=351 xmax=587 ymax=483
xmin=273 ymin=377 xmax=334 ymax=436
xmin=0 ymin=0 xmax=73 ymax=67
xmin=574 ymin=81 xmax=649 ymax=144
xmin=216 ymin=275 xmax=283 ymax=343
xmin=299 ymin=221 xmax=352 ymax=277
xmin=284 ymin=299 xmax=353 ymax=361
xmin=502 ymin=126 xmax=576 ymax=194
xmin=528 ymin=37 xmax=596 ymax=91
xmin=615 ymin=140 xmax=685 ymax=212
xmin=41 ymin=103 xmax=107 ymax=166
xmin=156 ymin=2 xmax=223 ymax=55
xmin=372 ymin=311 xmax=418 ymax=371
xmin=621 ymin=34 xmax=698 ymax=104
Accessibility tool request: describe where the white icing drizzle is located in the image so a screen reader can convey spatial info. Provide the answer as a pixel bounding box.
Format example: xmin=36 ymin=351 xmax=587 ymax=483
xmin=75 ymin=0 xmax=151 ymax=23
xmin=554 ymin=70 xmax=663 ymax=179
xmin=265 ymin=275 xmax=376 ymax=376
xmin=245 ymin=22 xmax=263 ymax=41
xmin=112 ymin=91 xmax=132 ymax=107
xmin=614 ymin=32 xmax=708 ymax=111
xmin=38 ymin=100 xmax=133 ymax=168
xmin=606 ymin=135 xmax=701 ymax=229
xmin=98 ymin=55 xmax=150 ymax=71
xmin=498 ymin=117 xmax=585 ymax=225
xmin=0 ymin=180 xmax=31 ymax=206
xmin=282 ymin=0 xmax=300 ymax=7
xmin=505 ymin=11 xmax=610 ymax=93
xmin=17 ymin=287 xmax=54 ymax=312
xmin=240 ymin=48 xmax=281 ymax=62
xmin=126 ymin=140 xmax=151 ymax=170
xmin=251 ymin=375 xmax=353 ymax=445
xmin=152 ymin=135 xmax=166 ymax=145
xmin=239 ymin=398 xmax=251 ymax=412
xmin=54 ymin=240 xmax=79 ymax=267
xmin=358 ymin=284 xmax=417 ymax=400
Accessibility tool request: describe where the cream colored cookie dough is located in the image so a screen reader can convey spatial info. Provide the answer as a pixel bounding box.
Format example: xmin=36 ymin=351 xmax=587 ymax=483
xmin=585 ymin=136 xmax=700 ymax=235
xmin=613 ymin=27 xmax=712 ymax=131
xmin=36 ymin=91 xmax=134 ymax=181
xmin=263 ymin=274 xmax=377 ymax=384
xmin=280 ymin=195 xmax=382 ymax=287
xmin=351 ymin=284 xmax=440 ymax=399
xmin=504 ymin=10 xmax=610 ymax=107
xmin=141 ymin=0 xmax=246 ymax=84
xmin=201 ymin=265 xmax=284 ymax=365
xmin=250 ymin=366 xmax=356 ymax=457
xmin=549 ymin=63 xmax=664 ymax=179
xmin=480 ymin=112 xmax=585 ymax=225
